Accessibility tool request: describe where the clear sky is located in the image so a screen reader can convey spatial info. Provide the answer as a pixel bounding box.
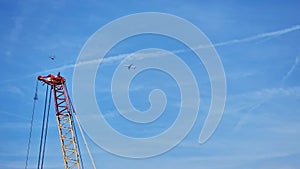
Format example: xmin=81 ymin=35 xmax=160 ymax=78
xmin=1 ymin=0 xmax=300 ymax=169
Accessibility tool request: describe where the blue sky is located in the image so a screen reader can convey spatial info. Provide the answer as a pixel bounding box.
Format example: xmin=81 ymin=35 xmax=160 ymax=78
xmin=1 ymin=0 xmax=300 ymax=169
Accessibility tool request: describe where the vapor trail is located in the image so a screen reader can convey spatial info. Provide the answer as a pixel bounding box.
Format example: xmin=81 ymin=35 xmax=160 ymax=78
xmin=282 ymin=56 xmax=300 ymax=82
xmin=213 ymin=25 xmax=300 ymax=47
xmin=36 ymin=25 xmax=300 ymax=75
xmin=2 ymin=25 xmax=300 ymax=85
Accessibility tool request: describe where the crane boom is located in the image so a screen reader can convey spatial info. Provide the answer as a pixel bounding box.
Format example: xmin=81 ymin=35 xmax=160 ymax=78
xmin=38 ymin=73 xmax=81 ymax=169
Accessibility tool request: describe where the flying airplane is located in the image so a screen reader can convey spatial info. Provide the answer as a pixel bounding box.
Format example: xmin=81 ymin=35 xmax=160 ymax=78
xmin=49 ymin=56 xmax=55 ymax=60
xmin=124 ymin=64 xmax=136 ymax=70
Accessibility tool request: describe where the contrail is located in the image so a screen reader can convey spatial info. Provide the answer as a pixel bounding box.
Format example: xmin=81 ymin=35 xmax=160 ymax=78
xmin=212 ymin=25 xmax=300 ymax=47
xmin=30 ymin=53 xmax=128 ymax=76
xmin=0 ymin=54 xmax=128 ymax=84
xmin=31 ymin=24 xmax=300 ymax=75
xmin=2 ymin=25 xmax=300 ymax=85
xmin=282 ymin=56 xmax=300 ymax=82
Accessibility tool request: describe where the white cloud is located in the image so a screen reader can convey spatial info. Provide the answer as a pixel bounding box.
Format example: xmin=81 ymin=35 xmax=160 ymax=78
xmin=253 ymin=87 xmax=300 ymax=97
xmin=227 ymin=71 xmax=255 ymax=79
xmin=0 ymin=86 xmax=25 ymax=97
xmin=227 ymin=86 xmax=300 ymax=132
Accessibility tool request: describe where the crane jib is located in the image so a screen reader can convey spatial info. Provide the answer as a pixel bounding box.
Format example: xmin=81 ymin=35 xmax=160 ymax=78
xmin=38 ymin=73 xmax=81 ymax=169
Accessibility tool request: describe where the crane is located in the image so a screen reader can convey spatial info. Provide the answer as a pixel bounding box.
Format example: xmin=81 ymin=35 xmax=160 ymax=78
xmin=24 ymin=72 xmax=96 ymax=169
xmin=38 ymin=73 xmax=81 ymax=169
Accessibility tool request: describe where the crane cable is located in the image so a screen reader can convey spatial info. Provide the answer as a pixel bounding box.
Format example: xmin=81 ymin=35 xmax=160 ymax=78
xmin=37 ymin=85 xmax=52 ymax=169
xmin=65 ymin=86 xmax=97 ymax=169
xmin=74 ymin=114 xmax=97 ymax=169
xmin=72 ymin=115 xmax=85 ymax=169
xmin=41 ymin=87 xmax=52 ymax=168
xmin=25 ymin=80 xmax=39 ymax=169
xmin=37 ymin=85 xmax=48 ymax=168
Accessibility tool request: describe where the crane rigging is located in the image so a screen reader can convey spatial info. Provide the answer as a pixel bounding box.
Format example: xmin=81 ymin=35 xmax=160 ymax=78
xmin=38 ymin=73 xmax=81 ymax=169
xmin=26 ymin=72 xmax=96 ymax=169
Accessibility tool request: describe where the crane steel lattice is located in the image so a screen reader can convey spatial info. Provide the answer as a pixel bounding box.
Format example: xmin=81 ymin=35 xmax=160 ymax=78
xmin=38 ymin=73 xmax=81 ymax=169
